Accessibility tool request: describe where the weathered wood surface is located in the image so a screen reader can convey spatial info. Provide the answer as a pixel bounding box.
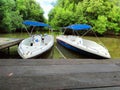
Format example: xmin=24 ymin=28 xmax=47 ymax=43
xmin=0 ymin=38 xmax=23 ymax=49
xmin=0 ymin=59 xmax=120 ymax=90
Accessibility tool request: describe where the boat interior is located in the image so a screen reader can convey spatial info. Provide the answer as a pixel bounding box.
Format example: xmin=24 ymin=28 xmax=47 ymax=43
xmin=22 ymin=34 xmax=52 ymax=47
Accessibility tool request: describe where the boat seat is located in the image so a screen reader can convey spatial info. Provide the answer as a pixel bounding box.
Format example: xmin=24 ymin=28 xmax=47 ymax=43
xmin=79 ymin=38 xmax=83 ymax=44
xmin=76 ymin=38 xmax=83 ymax=45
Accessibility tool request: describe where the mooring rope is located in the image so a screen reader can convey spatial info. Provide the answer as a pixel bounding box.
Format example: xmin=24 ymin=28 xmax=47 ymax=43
xmin=55 ymin=46 xmax=66 ymax=59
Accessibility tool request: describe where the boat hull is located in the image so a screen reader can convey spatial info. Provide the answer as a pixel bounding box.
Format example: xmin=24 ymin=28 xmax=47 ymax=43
xmin=18 ymin=45 xmax=54 ymax=59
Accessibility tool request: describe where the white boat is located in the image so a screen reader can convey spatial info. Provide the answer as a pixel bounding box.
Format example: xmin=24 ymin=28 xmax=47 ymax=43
xmin=18 ymin=34 xmax=54 ymax=59
xmin=56 ymin=24 xmax=111 ymax=59
xmin=18 ymin=20 xmax=54 ymax=59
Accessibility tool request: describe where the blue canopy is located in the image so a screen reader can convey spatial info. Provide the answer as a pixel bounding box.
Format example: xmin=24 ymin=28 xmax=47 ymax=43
xmin=65 ymin=24 xmax=91 ymax=31
xmin=23 ymin=20 xmax=50 ymax=27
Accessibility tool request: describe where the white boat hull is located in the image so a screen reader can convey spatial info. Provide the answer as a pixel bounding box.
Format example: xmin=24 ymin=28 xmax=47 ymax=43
xmin=18 ymin=35 xmax=54 ymax=59
xmin=56 ymin=35 xmax=111 ymax=59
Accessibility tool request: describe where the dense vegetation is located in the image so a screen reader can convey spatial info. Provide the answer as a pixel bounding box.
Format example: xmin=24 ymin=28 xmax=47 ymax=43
xmin=0 ymin=0 xmax=44 ymax=33
xmin=49 ymin=0 xmax=120 ymax=35
xmin=0 ymin=0 xmax=120 ymax=35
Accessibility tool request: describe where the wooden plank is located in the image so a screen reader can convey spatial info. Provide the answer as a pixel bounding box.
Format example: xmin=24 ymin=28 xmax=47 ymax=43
xmin=0 ymin=59 xmax=120 ymax=90
xmin=0 ymin=38 xmax=23 ymax=49
xmin=0 ymin=59 xmax=120 ymax=66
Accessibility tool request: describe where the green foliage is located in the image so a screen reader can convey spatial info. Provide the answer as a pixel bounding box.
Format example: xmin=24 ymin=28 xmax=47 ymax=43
xmin=49 ymin=7 xmax=75 ymax=28
xmin=107 ymin=3 xmax=120 ymax=33
xmin=0 ymin=0 xmax=22 ymax=32
xmin=49 ymin=0 xmax=76 ymax=29
xmin=49 ymin=0 xmax=120 ymax=35
xmin=16 ymin=0 xmax=44 ymax=21
xmin=0 ymin=0 xmax=44 ymax=33
xmin=93 ymin=16 xmax=107 ymax=34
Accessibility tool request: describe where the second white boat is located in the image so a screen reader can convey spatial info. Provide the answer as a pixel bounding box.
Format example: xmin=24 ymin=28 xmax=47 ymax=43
xmin=56 ymin=24 xmax=111 ymax=59
xmin=57 ymin=35 xmax=111 ymax=59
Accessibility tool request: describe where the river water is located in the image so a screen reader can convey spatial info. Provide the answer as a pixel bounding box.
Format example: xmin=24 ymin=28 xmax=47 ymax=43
xmin=0 ymin=32 xmax=120 ymax=59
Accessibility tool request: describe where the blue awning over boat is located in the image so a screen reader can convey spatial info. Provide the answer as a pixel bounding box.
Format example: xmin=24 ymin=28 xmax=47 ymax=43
xmin=23 ymin=20 xmax=50 ymax=27
xmin=65 ymin=24 xmax=91 ymax=30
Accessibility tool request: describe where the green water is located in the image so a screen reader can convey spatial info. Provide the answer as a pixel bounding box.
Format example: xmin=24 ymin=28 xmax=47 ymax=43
xmin=0 ymin=32 xmax=120 ymax=59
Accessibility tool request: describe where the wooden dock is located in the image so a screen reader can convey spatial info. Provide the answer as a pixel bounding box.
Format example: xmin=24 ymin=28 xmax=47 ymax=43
xmin=0 ymin=59 xmax=120 ymax=90
xmin=0 ymin=38 xmax=23 ymax=50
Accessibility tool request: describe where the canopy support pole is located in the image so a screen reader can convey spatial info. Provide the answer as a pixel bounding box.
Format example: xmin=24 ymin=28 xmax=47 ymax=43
xmin=30 ymin=26 xmax=35 ymax=36
xmin=55 ymin=46 xmax=66 ymax=59
xmin=24 ymin=26 xmax=31 ymax=36
xmin=81 ymin=30 xmax=91 ymax=37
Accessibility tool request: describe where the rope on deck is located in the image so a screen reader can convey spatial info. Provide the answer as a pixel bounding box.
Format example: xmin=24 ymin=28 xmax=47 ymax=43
xmin=55 ymin=46 xmax=66 ymax=59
